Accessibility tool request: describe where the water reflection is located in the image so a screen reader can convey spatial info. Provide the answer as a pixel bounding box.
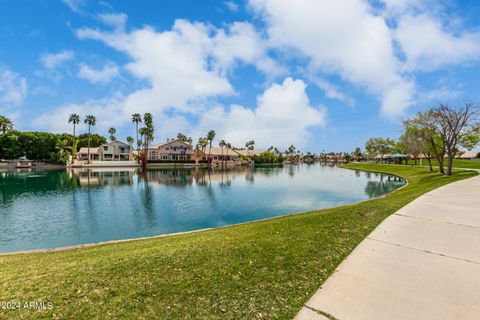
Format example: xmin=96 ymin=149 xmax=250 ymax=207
xmin=0 ymin=165 xmax=405 ymax=252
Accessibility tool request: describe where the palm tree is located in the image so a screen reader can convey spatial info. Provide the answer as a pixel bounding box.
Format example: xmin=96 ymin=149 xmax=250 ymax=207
xmin=207 ymin=130 xmax=216 ymax=162
xmin=108 ymin=127 xmax=116 ymax=142
xmin=0 ymin=115 xmax=13 ymax=134
xmin=219 ymin=139 xmax=226 ymax=167
xmin=126 ymin=136 xmax=134 ymax=146
xmin=68 ymin=113 xmax=80 ymax=156
xmin=84 ymin=115 xmax=96 ymax=163
xmin=225 ymin=142 xmax=232 ymax=166
xmin=132 ymin=113 xmax=142 ymax=151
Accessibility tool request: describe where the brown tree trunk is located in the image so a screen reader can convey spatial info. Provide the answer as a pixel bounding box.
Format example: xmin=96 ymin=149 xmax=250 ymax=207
xmin=446 ymin=154 xmax=454 ymax=176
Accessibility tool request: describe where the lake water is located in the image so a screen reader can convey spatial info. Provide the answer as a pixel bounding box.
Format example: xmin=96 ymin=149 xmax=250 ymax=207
xmin=0 ymin=165 xmax=405 ymax=252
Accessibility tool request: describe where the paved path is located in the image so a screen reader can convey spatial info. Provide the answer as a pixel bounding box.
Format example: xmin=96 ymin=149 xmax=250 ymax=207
xmin=296 ymin=174 xmax=480 ymax=320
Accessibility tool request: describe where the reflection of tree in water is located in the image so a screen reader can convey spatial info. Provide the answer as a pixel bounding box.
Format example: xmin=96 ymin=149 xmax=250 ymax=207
xmin=0 ymin=169 xmax=79 ymax=205
xmin=141 ymin=176 xmax=156 ymax=226
xmin=364 ymin=175 xmax=405 ymax=198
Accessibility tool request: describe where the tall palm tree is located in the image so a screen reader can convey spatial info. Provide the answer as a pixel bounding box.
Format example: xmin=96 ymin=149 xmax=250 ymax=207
xmin=0 ymin=115 xmax=13 ymax=134
xmin=207 ymin=130 xmax=216 ymax=162
xmin=131 ymin=113 xmax=142 ymax=151
xmin=226 ymin=142 xmax=232 ymax=166
xmin=84 ymin=115 xmax=96 ymax=163
xmin=126 ymin=136 xmax=134 ymax=146
xmin=219 ymin=139 xmax=226 ymax=167
xmin=68 ymin=113 xmax=80 ymax=155
xmin=108 ymin=127 xmax=116 ymax=142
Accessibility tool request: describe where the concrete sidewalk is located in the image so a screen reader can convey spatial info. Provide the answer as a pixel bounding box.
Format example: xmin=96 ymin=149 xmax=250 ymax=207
xmin=296 ymin=175 xmax=480 ymax=320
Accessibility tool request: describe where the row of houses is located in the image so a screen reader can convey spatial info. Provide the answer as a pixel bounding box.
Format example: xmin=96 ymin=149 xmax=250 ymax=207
xmin=75 ymin=139 xmax=266 ymax=166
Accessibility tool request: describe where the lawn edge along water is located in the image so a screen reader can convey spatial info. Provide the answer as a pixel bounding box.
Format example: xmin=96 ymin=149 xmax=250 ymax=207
xmin=0 ymin=164 xmax=407 ymax=256
xmin=0 ymin=164 xmax=477 ymax=320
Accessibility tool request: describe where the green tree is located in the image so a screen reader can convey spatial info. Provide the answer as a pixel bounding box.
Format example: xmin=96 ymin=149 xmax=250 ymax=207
xmin=68 ymin=113 xmax=80 ymax=156
xmin=84 ymin=115 xmax=96 ymax=163
xmin=207 ymin=130 xmax=216 ymax=161
xmin=245 ymin=140 xmax=255 ymax=150
xmin=132 ymin=113 xmax=142 ymax=151
xmin=177 ymin=133 xmax=188 ymax=142
xmin=108 ymin=127 xmax=117 ymax=142
xmin=126 ymin=136 xmax=134 ymax=146
xmin=0 ymin=115 xmax=14 ymax=134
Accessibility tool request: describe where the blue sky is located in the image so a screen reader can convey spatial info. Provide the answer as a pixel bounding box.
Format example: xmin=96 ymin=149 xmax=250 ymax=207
xmin=1 ymin=0 xmax=480 ymax=152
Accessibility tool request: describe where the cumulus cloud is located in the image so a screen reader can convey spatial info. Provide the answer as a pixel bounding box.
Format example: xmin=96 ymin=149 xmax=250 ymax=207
xmin=394 ymin=14 xmax=480 ymax=71
xmin=98 ymin=13 xmax=128 ymax=30
xmin=249 ymin=0 xmax=415 ymax=117
xmin=0 ymin=67 xmax=27 ymax=107
xmin=40 ymin=50 xmax=74 ymax=69
xmin=224 ymin=1 xmax=239 ymax=12
xmin=32 ymin=96 xmax=125 ymax=134
xmin=78 ymin=63 xmax=119 ymax=84
xmin=212 ymin=22 xmax=285 ymax=76
xmin=192 ymin=78 xmax=326 ymax=148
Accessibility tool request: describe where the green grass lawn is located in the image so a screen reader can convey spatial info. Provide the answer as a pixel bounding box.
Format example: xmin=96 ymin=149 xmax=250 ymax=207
xmin=0 ymin=164 xmax=476 ymax=319
xmin=407 ymin=158 xmax=480 ymax=169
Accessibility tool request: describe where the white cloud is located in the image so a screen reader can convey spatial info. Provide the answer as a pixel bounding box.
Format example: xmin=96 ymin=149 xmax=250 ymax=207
xmin=212 ymin=22 xmax=285 ymax=76
xmin=40 ymin=50 xmax=74 ymax=69
xmin=62 ymin=0 xmax=86 ymax=13
xmin=192 ymin=78 xmax=326 ymax=148
xmin=32 ymin=96 xmax=125 ymax=134
xmin=394 ymin=14 xmax=480 ymax=71
xmin=249 ymin=0 xmax=415 ymax=117
xmin=0 ymin=67 xmax=27 ymax=107
xmin=309 ymin=75 xmax=354 ymax=106
xmin=78 ymin=63 xmax=119 ymax=84
xmin=224 ymin=1 xmax=239 ymax=12
xmin=98 ymin=13 xmax=128 ymax=30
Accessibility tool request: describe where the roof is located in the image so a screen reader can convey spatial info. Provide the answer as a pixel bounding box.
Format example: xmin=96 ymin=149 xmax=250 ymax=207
xmin=204 ymin=147 xmax=238 ymax=156
xmin=150 ymin=139 xmax=192 ymax=149
xmin=234 ymin=149 xmax=267 ymax=157
xmin=390 ymin=153 xmax=407 ymax=158
xmin=101 ymin=140 xmax=130 ymax=147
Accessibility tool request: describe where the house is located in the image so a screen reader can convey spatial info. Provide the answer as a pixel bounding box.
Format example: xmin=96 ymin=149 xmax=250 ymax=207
xmin=146 ymin=139 xmax=194 ymax=161
xmin=78 ymin=141 xmax=133 ymax=161
xmin=456 ymin=150 xmax=479 ymax=160
xmin=196 ymin=147 xmax=242 ymax=166
xmin=235 ymin=149 xmax=267 ymax=157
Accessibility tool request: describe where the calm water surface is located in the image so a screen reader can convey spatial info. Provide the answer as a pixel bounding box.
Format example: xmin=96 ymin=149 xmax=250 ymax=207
xmin=0 ymin=165 xmax=404 ymax=252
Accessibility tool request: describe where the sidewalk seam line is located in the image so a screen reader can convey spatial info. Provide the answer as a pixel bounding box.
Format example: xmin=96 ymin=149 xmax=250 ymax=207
xmin=393 ymin=213 xmax=480 ymax=229
xmin=304 ymin=305 xmax=339 ymax=320
xmin=367 ymin=237 xmax=480 ymax=265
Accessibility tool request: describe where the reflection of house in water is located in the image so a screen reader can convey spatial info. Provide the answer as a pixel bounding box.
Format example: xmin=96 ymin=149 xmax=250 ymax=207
xmin=145 ymin=169 xmax=195 ymax=186
xmin=72 ymin=168 xmax=137 ymax=187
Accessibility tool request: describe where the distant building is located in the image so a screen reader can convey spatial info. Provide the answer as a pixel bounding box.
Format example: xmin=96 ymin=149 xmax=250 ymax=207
xmin=196 ymin=147 xmax=242 ymax=166
xmin=456 ymin=151 xmax=479 ymax=160
xmin=146 ymin=139 xmax=194 ymax=161
xmin=78 ymin=141 xmax=133 ymax=161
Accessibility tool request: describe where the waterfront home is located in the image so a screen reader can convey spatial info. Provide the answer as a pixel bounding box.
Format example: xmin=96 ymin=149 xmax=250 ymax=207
xmin=78 ymin=141 xmax=133 ymax=161
xmin=146 ymin=139 xmax=194 ymax=161
xmin=197 ymin=147 xmax=242 ymax=166
xmin=235 ymin=149 xmax=267 ymax=157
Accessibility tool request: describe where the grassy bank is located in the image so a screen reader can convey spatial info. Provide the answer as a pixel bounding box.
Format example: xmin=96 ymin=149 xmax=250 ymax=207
xmin=406 ymin=158 xmax=480 ymax=169
xmin=0 ymin=164 xmax=476 ymax=319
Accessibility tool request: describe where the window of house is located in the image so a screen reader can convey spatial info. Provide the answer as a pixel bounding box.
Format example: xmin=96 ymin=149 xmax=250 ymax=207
xmin=104 ymin=154 xmax=112 ymax=159
xmin=103 ymin=146 xmax=108 ymax=151
xmin=149 ymin=151 xmax=158 ymax=160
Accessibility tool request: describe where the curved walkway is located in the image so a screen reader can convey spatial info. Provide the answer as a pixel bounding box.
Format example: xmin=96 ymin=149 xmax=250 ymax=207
xmin=296 ymin=174 xmax=480 ymax=320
